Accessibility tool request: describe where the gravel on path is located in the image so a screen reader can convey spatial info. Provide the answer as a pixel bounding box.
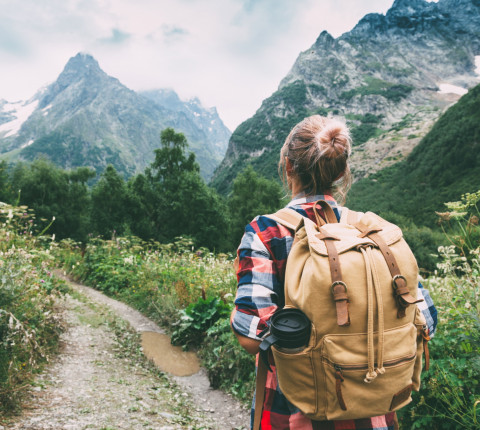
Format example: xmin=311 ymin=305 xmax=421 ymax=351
xmin=4 ymin=275 xmax=250 ymax=430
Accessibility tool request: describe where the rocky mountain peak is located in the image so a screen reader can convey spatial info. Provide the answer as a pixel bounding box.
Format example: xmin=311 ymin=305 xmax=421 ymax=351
xmin=60 ymin=52 xmax=105 ymax=82
xmin=39 ymin=53 xmax=116 ymax=109
xmin=314 ymin=30 xmax=335 ymax=48
xmin=390 ymin=0 xmax=429 ymax=12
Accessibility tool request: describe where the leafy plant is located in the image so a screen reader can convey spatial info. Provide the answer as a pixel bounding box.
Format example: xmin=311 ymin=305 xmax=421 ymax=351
xmin=199 ymin=318 xmax=255 ymax=402
xmin=171 ymin=297 xmax=231 ymax=349
xmin=436 ymin=190 xmax=480 ymax=261
xmin=0 ymin=204 xmax=66 ymax=415
xmin=398 ymin=193 xmax=480 ymax=429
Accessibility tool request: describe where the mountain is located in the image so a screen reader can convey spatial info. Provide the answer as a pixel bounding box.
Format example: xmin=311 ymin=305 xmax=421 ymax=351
xmin=139 ymin=89 xmax=231 ymax=178
xmin=348 ymin=81 xmax=480 ymax=225
xmin=0 ymin=53 xmax=230 ymax=180
xmin=212 ymin=0 xmax=480 ymax=194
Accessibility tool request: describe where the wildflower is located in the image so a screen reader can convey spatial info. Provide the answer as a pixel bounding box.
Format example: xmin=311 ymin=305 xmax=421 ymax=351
xmin=469 ymin=215 xmax=479 ymax=226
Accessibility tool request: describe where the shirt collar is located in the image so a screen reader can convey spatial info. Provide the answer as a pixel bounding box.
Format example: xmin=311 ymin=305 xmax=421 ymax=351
xmin=286 ymin=192 xmax=338 ymax=208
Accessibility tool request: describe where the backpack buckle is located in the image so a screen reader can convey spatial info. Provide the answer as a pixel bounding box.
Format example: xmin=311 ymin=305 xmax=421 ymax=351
xmin=330 ymin=280 xmax=348 ymax=295
xmin=392 ymin=274 xmax=407 ymax=291
xmin=331 ymin=281 xmax=350 ymax=326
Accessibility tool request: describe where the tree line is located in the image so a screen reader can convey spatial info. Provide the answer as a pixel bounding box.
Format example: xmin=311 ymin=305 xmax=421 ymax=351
xmin=0 ymin=128 xmax=284 ymax=252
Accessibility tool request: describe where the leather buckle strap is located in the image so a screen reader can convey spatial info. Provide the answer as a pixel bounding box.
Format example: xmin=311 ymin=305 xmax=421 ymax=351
xmin=392 ymin=275 xmax=423 ymax=318
xmin=331 ymin=281 xmax=350 ymax=327
xmin=331 ymin=281 xmax=348 ymax=299
xmin=320 ymin=227 xmax=350 ymax=327
xmin=422 ymin=329 xmax=431 ymax=371
xmin=356 ymin=227 xmax=423 ymax=318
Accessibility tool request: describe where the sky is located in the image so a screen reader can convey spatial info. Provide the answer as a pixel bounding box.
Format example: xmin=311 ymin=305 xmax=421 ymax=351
xmin=1 ymin=0 xmax=413 ymax=130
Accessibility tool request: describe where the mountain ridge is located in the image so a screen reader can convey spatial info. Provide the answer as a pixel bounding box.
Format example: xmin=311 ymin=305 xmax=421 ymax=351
xmin=0 ymin=53 xmax=231 ymax=180
xmin=212 ymin=0 xmax=480 ymax=194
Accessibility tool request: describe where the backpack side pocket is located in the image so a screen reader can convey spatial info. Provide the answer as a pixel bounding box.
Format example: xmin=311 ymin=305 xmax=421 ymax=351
xmin=412 ymin=306 xmax=429 ymax=391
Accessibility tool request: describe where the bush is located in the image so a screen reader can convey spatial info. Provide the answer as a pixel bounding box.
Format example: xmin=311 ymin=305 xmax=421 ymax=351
xmin=200 ymin=318 xmax=255 ymax=402
xmin=397 ymin=191 xmax=480 ymax=429
xmin=0 ymin=204 xmax=66 ymax=414
xmin=171 ymin=297 xmax=231 ymax=349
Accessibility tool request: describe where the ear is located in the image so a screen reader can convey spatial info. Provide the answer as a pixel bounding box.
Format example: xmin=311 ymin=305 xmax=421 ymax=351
xmin=285 ymin=157 xmax=294 ymax=175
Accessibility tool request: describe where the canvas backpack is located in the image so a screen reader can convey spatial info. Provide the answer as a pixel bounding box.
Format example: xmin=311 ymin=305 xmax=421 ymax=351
xmin=253 ymin=200 xmax=430 ymax=428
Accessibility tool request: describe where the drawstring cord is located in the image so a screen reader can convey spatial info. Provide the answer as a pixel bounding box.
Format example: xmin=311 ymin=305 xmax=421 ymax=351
xmin=368 ymin=246 xmax=385 ymax=376
xmin=360 ymin=246 xmax=386 ymax=383
xmin=361 ymin=247 xmax=377 ymax=383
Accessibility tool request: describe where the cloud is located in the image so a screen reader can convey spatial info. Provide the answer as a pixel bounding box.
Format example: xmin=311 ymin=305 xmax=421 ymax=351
xmin=0 ymin=0 xmax=396 ymax=129
xmin=98 ymin=28 xmax=132 ymax=45
xmin=0 ymin=20 xmax=31 ymax=56
xmin=162 ymin=25 xmax=188 ymax=39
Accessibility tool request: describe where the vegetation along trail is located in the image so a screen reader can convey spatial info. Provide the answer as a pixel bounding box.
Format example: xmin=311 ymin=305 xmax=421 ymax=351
xmin=5 ymin=275 xmax=249 ymax=430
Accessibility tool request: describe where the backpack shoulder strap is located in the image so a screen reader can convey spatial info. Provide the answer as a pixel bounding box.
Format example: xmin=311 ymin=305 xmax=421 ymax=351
xmin=264 ymin=208 xmax=304 ymax=230
xmin=339 ymin=206 xmax=363 ymax=225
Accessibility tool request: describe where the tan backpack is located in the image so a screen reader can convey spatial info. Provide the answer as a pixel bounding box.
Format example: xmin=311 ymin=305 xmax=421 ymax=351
xmin=254 ymin=201 xmax=430 ymax=428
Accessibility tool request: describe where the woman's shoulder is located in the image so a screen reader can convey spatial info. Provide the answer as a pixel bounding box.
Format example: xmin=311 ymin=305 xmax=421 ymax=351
xmin=245 ymin=214 xmax=293 ymax=237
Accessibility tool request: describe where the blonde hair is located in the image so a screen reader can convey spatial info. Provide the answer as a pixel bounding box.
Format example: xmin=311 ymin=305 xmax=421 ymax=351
xmin=279 ymin=115 xmax=352 ymax=203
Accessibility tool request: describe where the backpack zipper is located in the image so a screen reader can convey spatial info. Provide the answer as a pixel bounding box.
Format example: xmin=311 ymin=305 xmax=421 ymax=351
xmin=331 ymin=353 xmax=416 ymax=411
xmin=326 ymin=352 xmax=417 ymax=372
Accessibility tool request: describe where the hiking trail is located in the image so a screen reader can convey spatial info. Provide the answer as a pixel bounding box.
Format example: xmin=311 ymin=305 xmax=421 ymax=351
xmin=4 ymin=275 xmax=249 ymax=430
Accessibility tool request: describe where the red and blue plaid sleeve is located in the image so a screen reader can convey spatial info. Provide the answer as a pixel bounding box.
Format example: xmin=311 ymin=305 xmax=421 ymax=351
xmin=417 ymin=282 xmax=438 ymax=337
xmin=232 ymin=215 xmax=294 ymax=340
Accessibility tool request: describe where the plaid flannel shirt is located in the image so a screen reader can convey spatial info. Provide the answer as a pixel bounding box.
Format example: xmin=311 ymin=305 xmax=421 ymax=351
xmin=232 ymin=194 xmax=438 ymax=430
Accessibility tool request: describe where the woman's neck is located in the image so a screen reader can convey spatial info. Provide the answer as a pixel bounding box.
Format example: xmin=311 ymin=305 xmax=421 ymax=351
xmin=290 ymin=177 xmax=304 ymax=198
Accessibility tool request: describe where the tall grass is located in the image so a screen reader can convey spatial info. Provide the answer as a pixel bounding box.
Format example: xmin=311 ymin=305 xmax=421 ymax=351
xmin=0 ymin=204 xmax=66 ymax=415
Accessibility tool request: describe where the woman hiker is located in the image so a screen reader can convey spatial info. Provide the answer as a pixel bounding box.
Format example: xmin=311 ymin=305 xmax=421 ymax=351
xmin=231 ymin=115 xmax=437 ymax=430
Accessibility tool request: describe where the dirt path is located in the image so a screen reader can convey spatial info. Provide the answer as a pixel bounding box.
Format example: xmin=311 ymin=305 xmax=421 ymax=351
xmin=4 ymin=276 xmax=250 ymax=430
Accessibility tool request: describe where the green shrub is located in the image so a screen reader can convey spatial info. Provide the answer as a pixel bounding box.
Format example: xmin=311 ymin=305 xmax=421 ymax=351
xmin=199 ymin=318 xmax=255 ymax=402
xmin=398 ymin=192 xmax=480 ymax=428
xmin=171 ymin=297 xmax=231 ymax=349
xmin=0 ymin=204 xmax=66 ymax=414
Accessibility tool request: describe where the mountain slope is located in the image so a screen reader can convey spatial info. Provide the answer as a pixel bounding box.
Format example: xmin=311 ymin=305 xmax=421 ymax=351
xmin=212 ymin=0 xmax=480 ymax=194
xmin=0 ymin=53 xmax=230 ymax=180
xmin=348 ymin=82 xmax=480 ymax=224
xmin=140 ymin=89 xmax=231 ymax=178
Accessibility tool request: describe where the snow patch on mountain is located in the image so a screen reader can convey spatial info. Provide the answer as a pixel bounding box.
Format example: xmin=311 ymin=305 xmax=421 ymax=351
xmin=21 ymin=139 xmax=34 ymax=149
xmin=475 ymin=56 xmax=480 ymax=77
xmin=0 ymin=99 xmax=39 ymax=137
xmin=437 ymin=83 xmax=468 ymax=96
xmin=42 ymin=104 xmax=53 ymax=116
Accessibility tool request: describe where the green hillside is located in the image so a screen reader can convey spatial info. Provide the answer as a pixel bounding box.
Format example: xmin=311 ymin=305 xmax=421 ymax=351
xmin=210 ymin=81 xmax=327 ymax=194
xmin=348 ymin=83 xmax=480 ymax=224
xmin=212 ymin=0 xmax=480 ymax=195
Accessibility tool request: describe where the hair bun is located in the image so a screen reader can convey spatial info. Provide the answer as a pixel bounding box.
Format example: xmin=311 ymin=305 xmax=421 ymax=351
xmin=279 ymin=114 xmax=352 ymax=203
xmin=317 ymin=120 xmax=351 ymax=157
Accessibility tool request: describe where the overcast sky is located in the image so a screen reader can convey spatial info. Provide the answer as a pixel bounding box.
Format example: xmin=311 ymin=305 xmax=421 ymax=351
xmin=1 ymin=0 xmax=414 ymax=130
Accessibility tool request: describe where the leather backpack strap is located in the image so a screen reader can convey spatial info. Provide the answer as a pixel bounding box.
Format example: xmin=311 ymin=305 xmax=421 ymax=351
xmin=353 ymin=220 xmax=423 ymax=317
xmin=253 ymin=358 xmax=268 ymax=430
xmin=313 ymin=200 xmax=338 ymax=225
